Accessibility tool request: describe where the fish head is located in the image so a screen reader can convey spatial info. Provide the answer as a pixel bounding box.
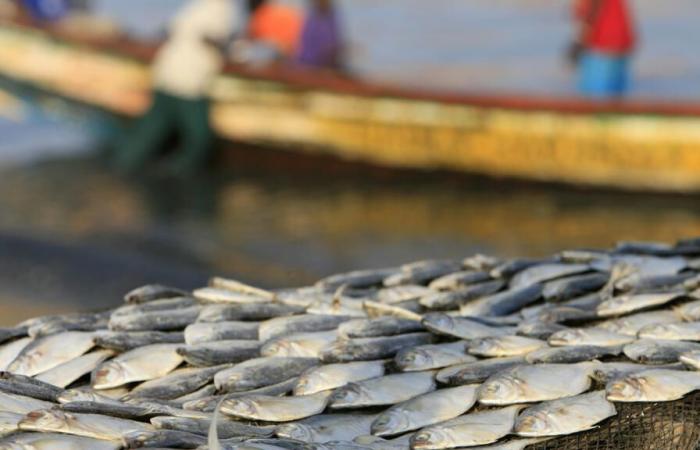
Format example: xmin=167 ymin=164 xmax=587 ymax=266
xmin=548 ymin=329 xmax=584 ymax=346
xmin=221 ymin=397 xmax=259 ymax=419
xmin=19 ymin=409 xmax=68 ymax=431
xmin=607 ymin=375 xmax=646 ymax=401
xmin=371 ymin=408 xmax=410 ymax=436
xmin=92 ymin=361 xmax=126 ymax=389
xmin=515 ymin=410 xmax=553 ymax=436
xmin=410 ymin=427 xmax=454 ymax=450
xmin=478 ymin=374 xmax=524 ymax=404
xmin=395 ymin=348 xmax=432 ymax=371
xmin=330 ymin=383 xmax=365 ymax=407
xmin=56 ymin=389 xmax=95 ymax=404
xmin=275 ymin=423 xmax=313 ymax=441
xmin=422 ymin=313 xmax=454 ymax=333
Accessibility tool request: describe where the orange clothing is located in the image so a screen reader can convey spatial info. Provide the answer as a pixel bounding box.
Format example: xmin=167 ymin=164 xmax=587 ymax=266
xmin=249 ymin=4 xmax=303 ymax=57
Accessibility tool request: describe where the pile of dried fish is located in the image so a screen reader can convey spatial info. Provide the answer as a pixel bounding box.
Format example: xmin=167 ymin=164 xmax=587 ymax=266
xmin=4 ymin=238 xmax=700 ymax=449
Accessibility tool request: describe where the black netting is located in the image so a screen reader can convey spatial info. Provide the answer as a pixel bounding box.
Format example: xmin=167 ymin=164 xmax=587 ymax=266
xmin=527 ymin=390 xmax=700 ymax=450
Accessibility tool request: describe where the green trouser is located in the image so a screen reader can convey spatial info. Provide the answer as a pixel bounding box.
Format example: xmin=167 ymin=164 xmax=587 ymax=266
xmin=114 ymin=90 xmax=213 ymax=174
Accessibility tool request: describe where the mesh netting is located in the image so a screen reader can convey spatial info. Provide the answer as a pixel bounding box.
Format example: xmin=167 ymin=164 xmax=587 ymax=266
xmin=527 ymin=390 xmax=700 ymax=450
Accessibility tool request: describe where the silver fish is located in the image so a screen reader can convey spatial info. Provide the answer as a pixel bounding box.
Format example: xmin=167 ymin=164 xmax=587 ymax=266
xmin=547 ymin=327 xmax=635 ymax=347
xmin=122 ymin=429 xmax=207 ymax=448
xmin=0 ymin=432 xmax=121 ymax=449
xmin=410 ymin=405 xmax=523 ymax=449
xmin=607 ymin=368 xmax=700 ymax=402
xmin=436 ymin=356 xmax=526 ymax=386
xmin=111 ymin=297 xmax=196 ymax=319
xmin=422 ymin=314 xmax=515 ymax=340
xmin=60 ymin=401 xmax=163 ymax=421
xmin=185 ymin=322 xmax=260 ymax=345
xmin=361 ymin=301 xmax=422 ymax=321
xmin=320 ymin=333 xmax=434 ymax=363
xmin=515 ymin=391 xmax=616 ymax=437
xmin=429 ymin=271 xmax=492 ymax=291
xmin=525 ymin=345 xmax=621 ymax=364
xmin=294 ymin=361 xmax=386 ymax=396
xmin=590 ymin=362 xmax=685 ymax=384
xmin=95 ymin=331 xmax=184 ymax=351
xmin=509 ymin=263 xmax=590 ymax=290
xmin=420 ymin=280 xmax=505 ymax=310
xmin=469 ymin=336 xmax=546 ymax=357
xmin=463 ymin=437 xmax=552 ymax=450
xmin=459 ymin=284 xmax=543 ymax=317
xmin=478 ymin=363 xmax=594 ymax=405
xmin=124 ymin=284 xmax=187 ymax=304
xmin=638 ymin=321 xmax=700 ymax=341
xmin=8 ymin=332 xmax=96 ymax=376
xmin=597 ymin=291 xmax=687 ymax=317
xmin=516 ymin=321 xmax=568 ymax=340
xmin=152 ymin=415 xmax=274 ymax=439
xmin=261 ymin=331 xmax=336 ymax=358
xmin=126 ymin=365 xmax=226 ymax=400
xmin=316 ymin=268 xmax=399 ymax=291
xmin=35 ymin=349 xmax=114 ymax=388
xmin=329 ymin=371 xmax=435 ymax=409
xmin=18 ymin=408 xmax=153 ymax=441
xmin=214 ymin=357 xmax=318 ymax=392
xmin=0 ymin=375 xmax=61 ymax=403
xmin=28 ymin=312 xmax=110 ymax=338
xmin=177 ymin=340 xmax=262 ymax=366
xmin=276 ymin=415 xmax=376 ymax=443
xmin=623 ymin=339 xmax=700 ymax=364
xmin=0 ymin=337 xmax=32 ymax=371
xmin=371 ymin=385 xmax=478 ymax=437
xmin=222 ymin=391 xmax=331 ymax=422
xmin=210 ymin=277 xmax=275 ymax=300
xmin=58 ymin=388 xmax=124 ymax=406
xmin=0 ymin=392 xmax=53 ymax=414
xmin=197 ymin=303 xmax=306 ymax=323
xmin=92 ymin=343 xmax=183 ymax=389
xmin=174 ymin=383 xmax=218 ymax=404
xmin=375 ymin=285 xmax=434 ymax=304
xmin=183 ymin=377 xmax=298 ymax=412
xmin=109 ymin=306 xmax=201 ymax=332
xmin=395 ymin=341 xmax=475 ymax=372
xmin=596 ymin=310 xmax=681 ymax=336
xmin=194 ymin=287 xmax=272 ymax=305
xmin=259 ymin=315 xmax=352 ymax=342
xmin=338 ymin=317 xmax=423 ymax=339
xmin=541 ymin=273 xmax=608 ymax=302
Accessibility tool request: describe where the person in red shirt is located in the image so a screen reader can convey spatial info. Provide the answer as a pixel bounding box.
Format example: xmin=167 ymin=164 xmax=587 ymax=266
xmin=571 ymin=0 xmax=637 ymax=97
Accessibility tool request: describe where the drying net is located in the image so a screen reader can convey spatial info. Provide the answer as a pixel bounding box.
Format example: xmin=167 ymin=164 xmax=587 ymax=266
xmin=527 ymin=390 xmax=700 ymax=450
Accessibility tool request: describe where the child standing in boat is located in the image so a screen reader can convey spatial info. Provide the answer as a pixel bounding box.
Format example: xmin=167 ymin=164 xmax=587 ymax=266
xmin=114 ymin=0 xmax=239 ymax=175
xmin=571 ymin=0 xmax=637 ymax=98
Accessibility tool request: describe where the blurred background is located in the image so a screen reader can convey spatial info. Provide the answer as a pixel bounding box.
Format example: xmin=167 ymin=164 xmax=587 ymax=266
xmin=0 ymin=0 xmax=699 ymax=324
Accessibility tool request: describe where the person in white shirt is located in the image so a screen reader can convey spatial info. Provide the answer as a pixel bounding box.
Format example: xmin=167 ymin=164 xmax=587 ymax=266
xmin=115 ymin=0 xmax=239 ymax=175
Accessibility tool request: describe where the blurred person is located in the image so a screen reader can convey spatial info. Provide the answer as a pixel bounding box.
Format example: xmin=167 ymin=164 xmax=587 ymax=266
xmin=296 ymin=0 xmax=343 ymax=70
xmin=21 ymin=0 xmax=69 ymax=21
xmin=571 ymin=0 xmax=636 ymax=98
xmin=245 ymin=0 xmax=302 ymax=60
xmin=114 ymin=0 xmax=239 ymax=175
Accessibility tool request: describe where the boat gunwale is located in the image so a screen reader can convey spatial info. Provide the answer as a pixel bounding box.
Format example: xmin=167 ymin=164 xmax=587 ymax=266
xmin=4 ymin=16 xmax=700 ymax=119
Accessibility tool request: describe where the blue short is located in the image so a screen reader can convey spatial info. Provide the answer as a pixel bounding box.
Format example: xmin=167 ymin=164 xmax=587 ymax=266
xmin=579 ymin=51 xmax=630 ymax=98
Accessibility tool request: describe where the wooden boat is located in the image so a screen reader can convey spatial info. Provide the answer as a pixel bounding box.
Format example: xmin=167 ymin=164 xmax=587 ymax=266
xmin=2 ymin=17 xmax=700 ymax=191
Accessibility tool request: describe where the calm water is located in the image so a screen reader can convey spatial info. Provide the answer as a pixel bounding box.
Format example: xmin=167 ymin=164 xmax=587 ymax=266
xmin=1 ymin=0 xmax=700 ymax=324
